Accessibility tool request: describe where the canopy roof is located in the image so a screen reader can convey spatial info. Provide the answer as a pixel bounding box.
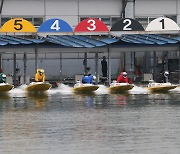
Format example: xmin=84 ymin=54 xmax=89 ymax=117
xmin=0 ymin=34 xmax=179 ymax=48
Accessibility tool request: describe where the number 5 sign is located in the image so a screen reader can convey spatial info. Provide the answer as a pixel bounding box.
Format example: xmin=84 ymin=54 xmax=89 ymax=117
xmin=146 ymin=17 xmax=180 ymax=31
xmin=0 ymin=18 xmax=36 ymax=32
xmin=74 ymin=18 xmax=109 ymax=32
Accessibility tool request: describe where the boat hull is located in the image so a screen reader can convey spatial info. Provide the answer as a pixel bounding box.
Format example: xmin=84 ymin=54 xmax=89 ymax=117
xmin=109 ymin=83 xmax=134 ymax=93
xmin=73 ymin=84 xmax=99 ymax=93
xmin=147 ymin=83 xmax=176 ymax=93
xmin=0 ymin=83 xmax=14 ymax=92
xmin=26 ymin=82 xmax=52 ymax=92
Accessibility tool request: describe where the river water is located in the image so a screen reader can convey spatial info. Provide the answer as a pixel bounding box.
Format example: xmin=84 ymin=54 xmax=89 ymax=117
xmin=0 ymin=84 xmax=180 ymax=154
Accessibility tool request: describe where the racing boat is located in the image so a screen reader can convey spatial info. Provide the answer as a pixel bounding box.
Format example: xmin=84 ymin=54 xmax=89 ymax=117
xmin=108 ymin=81 xmax=134 ymax=93
xmin=0 ymin=83 xmax=14 ymax=92
xmin=26 ymin=82 xmax=52 ymax=92
xmin=73 ymin=81 xmax=99 ymax=93
xmin=147 ymin=81 xmax=176 ymax=93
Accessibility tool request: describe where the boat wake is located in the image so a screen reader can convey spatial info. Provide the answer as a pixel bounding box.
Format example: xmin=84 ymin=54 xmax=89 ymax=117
xmin=129 ymin=86 xmax=148 ymax=94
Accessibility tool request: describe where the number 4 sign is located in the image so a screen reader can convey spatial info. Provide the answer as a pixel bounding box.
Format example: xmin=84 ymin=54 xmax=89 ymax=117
xmin=38 ymin=18 xmax=73 ymax=32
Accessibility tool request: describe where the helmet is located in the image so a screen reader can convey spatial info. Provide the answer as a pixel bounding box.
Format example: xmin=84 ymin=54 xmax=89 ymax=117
xmin=38 ymin=69 xmax=44 ymax=74
xmin=2 ymin=74 xmax=6 ymax=78
xmin=122 ymin=72 xmax=127 ymax=78
xmin=40 ymin=69 xmax=44 ymax=73
xmin=93 ymin=76 xmax=96 ymax=80
xmin=164 ymin=71 xmax=169 ymax=78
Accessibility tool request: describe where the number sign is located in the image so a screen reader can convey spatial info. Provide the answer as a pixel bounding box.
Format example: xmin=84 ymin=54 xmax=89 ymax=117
xmin=146 ymin=17 xmax=180 ymax=31
xmin=0 ymin=18 xmax=36 ymax=32
xmin=38 ymin=18 xmax=73 ymax=32
xmin=110 ymin=18 xmax=144 ymax=31
xmin=74 ymin=18 xmax=109 ymax=32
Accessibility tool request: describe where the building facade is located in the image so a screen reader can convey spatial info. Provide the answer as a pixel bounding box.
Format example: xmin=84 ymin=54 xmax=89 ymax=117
xmin=0 ymin=0 xmax=179 ymax=83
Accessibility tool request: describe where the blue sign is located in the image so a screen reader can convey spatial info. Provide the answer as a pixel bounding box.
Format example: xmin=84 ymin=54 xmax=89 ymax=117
xmin=38 ymin=18 xmax=73 ymax=32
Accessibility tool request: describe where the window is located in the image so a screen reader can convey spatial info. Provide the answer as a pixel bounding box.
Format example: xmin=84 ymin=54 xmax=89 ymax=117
xmin=0 ymin=16 xmax=44 ymax=27
xmin=136 ymin=15 xmax=177 ymax=29
xmin=34 ymin=18 xmax=43 ymax=28
xmin=0 ymin=17 xmax=11 ymax=26
xmin=135 ymin=17 xmax=148 ymax=28
xmin=80 ymin=16 xmax=121 ymax=28
xmin=165 ymin=15 xmax=177 ymax=22
xmin=111 ymin=17 xmax=121 ymax=26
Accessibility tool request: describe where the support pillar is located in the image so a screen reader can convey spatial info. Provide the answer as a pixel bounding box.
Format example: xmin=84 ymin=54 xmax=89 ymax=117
xmin=144 ymin=52 xmax=151 ymax=73
xmin=153 ymin=52 xmax=156 ymax=81
xmin=0 ymin=54 xmax=2 ymax=69
xmin=179 ymin=50 xmax=180 ymax=83
xmin=35 ymin=45 xmax=38 ymax=72
xmin=59 ymin=53 xmax=62 ymax=81
xmin=23 ymin=53 xmax=27 ymax=84
xmin=13 ymin=53 xmax=17 ymax=86
xmin=84 ymin=53 xmax=87 ymax=74
xmin=95 ymin=53 xmax=98 ymax=84
xmin=108 ymin=45 xmax=111 ymax=85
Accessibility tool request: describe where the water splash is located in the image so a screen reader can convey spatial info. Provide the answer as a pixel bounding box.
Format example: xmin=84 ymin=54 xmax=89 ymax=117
xmin=95 ymin=84 xmax=109 ymax=94
xmin=9 ymin=84 xmax=27 ymax=98
xmin=169 ymin=86 xmax=180 ymax=93
xmin=51 ymin=83 xmax=73 ymax=95
xmin=129 ymin=85 xmax=148 ymax=94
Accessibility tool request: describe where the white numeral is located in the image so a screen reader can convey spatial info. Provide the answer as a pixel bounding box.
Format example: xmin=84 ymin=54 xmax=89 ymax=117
xmin=87 ymin=19 xmax=96 ymax=31
xmin=51 ymin=20 xmax=60 ymax=31
xmin=123 ymin=19 xmax=132 ymax=30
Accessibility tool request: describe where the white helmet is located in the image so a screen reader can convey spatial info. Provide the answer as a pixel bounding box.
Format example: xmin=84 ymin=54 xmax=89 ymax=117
xmin=122 ymin=72 xmax=127 ymax=78
xmin=40 ymin=69 xmax=44 ymax=73
xmin=93 ymin=76 xmax=96 ymax=80
xmin=2 ymin=74 xmax=6 ymax=78
xmin=164 ymin=71 xmax=169 ymax=78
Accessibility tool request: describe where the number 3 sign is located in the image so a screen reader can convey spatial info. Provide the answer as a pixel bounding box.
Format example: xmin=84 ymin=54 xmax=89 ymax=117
xmin=74 ymin=18 xmax=109 ymax=32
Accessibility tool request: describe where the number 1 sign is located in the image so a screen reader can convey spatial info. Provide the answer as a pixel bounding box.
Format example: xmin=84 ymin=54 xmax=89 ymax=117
xmin=146 ymin=17 xmax=180 ymax=31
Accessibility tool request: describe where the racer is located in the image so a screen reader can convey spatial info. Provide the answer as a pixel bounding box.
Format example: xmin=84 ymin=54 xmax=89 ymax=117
xmin=82 ymin=74 xmax=96 ymax=84
xmin=35 ymin=69 xmax=45 ymax=82
xmin=117 ymin=72 xmax=132 ymax=84
xmin=157 ymin=71 xmax=169 ymax=83
xmin=0 ymin=73 xmax=7 ymax=83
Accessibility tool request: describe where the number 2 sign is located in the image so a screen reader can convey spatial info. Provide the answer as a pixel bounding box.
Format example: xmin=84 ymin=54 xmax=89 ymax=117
xmin=111 ymin=18 xmax=144 ymax=31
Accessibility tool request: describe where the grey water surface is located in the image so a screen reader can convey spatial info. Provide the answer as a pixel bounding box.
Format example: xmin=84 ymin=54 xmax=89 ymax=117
xmin=0 ymin=87 xmax=180 ymax=154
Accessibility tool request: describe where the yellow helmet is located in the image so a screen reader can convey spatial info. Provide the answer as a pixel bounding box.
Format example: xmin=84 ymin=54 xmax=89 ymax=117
xmin=37 ymin=69 xmax=44 ymax=74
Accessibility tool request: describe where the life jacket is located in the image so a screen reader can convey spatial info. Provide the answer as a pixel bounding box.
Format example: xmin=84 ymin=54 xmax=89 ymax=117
xmin=82 ymin=75 xmax=94 ymax=84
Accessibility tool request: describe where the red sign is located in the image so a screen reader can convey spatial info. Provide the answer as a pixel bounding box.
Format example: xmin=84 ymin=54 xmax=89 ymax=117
xmin=74 ymin=18 xmax=109 ymax=32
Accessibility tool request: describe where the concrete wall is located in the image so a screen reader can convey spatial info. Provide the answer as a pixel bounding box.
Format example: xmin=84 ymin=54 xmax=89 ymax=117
xmin=2 ymin=0 xmax=122 ymax=27
xmin=135 ymin=0 xmax=180 ymax=26
xmin=1 ymin=0 xmax=180 ymax=80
